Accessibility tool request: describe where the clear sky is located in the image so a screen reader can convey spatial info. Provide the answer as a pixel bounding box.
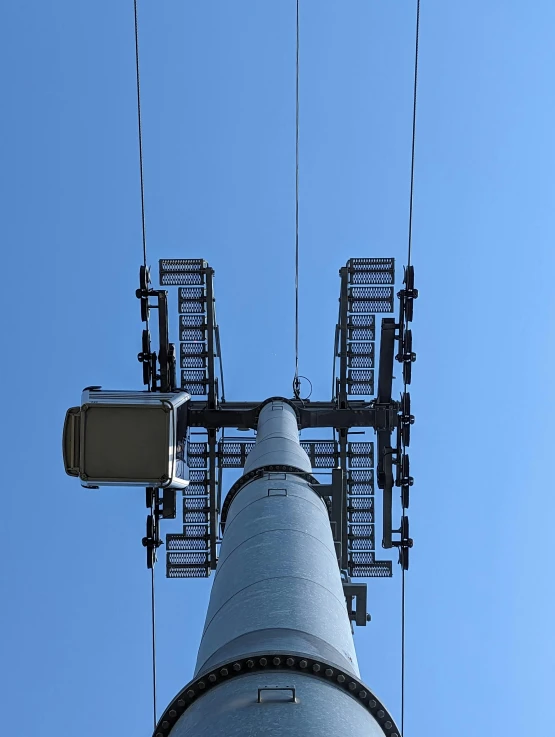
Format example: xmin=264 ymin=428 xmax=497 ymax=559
xmin=2 ymin=1 xmax=554 ymax=735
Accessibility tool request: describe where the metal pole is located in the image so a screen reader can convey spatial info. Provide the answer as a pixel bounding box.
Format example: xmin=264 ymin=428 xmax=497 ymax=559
xmin=158 ymin=400 xmax=399 ymax=737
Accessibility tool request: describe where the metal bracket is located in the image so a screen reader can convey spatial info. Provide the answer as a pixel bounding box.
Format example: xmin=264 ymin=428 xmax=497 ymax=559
xmin=312 ymin=467 xmax=345 ymax=566
xmin=343 ymin=582 xmax=370 ymax=627
xmin=257 ymin=686 xmax=296 ymax=703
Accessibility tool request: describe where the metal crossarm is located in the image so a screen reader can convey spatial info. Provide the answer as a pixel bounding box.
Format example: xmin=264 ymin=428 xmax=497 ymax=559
xmin=156 ymin=256 xmax=403 ymax=582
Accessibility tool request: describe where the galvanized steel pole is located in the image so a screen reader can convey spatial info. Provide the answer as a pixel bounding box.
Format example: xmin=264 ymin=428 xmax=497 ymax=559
xmin=157 ymin=399 xmax=400 ymax=737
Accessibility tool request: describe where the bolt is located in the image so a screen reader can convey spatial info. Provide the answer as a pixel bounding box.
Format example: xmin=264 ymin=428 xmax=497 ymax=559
xmin=259 ymin=658 xmax=267 ymax=667
xmin=232 ymin=663 xmax=241 ymax=672
xmin=168 ymin=710 xmax=177 ymax=717
xmin=337 ymin=675 xmax=345 ymax=683
xmin=325 ymin=669 xmax=333 ymax=677
xmin=312 ymin=664 xmax=321 ymax=672
xmin=359 ymin=691 xmax=367 ymax=699
xmin=299 ymin=660 xmax=308 ymax=669
xmin=286 ymin=658 xmax=295 ymax=667
xmin=220 ymin=668 xmax=229 ymax=676
xmin=208 ymin=674 xmax=216 ymax=683
xmin=273 ymin=657 xmax=281 ymax=666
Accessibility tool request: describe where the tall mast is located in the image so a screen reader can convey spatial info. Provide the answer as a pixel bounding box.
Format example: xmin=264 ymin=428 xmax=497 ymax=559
xmin=156 ymin=399 xmax=400 ymax=737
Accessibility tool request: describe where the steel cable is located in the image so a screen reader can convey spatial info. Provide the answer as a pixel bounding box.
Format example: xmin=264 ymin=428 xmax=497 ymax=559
xmin=133 ymin=0 xmax=148 ymax=269
xmin=133 ymin=1 xmax=157 ymax=728
xmin=151 ymin=561 xmax=158 ymax=728
xmin=293 ymin=0 xmax=300 ymax=399
xmin=401 ymin=2 xmax=421 ymax=733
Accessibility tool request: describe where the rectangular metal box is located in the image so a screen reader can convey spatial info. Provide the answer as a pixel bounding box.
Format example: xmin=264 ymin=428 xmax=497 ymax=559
xmin=63 ymin=389 xmax=190 ymax=489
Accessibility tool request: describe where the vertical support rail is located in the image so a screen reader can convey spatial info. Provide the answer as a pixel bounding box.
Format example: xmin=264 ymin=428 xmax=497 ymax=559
xmin=205 ymin=267 xmax=218 ymax=570
xmin=207 ymin=428 xmax=218 ymax=570
xmin=376 ymin=318 xmax=396 ymax=550
xmin=339 ymin=430 xmax=349 ymax=571
xmin=205 ymin=267 xmax=217 ymax=410
xmin=158 ymin=291 xmax=170 ymax=392
xmin=338 ymin=266 xmax=349 ymax=410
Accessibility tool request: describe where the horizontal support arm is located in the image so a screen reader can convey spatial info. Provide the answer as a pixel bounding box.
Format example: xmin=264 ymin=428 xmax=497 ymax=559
xmin=186 ymin=401 xmax=398 ymax=431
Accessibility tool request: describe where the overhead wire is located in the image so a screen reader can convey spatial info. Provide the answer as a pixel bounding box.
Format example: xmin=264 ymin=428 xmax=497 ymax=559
xmin=293 ymin=0 xmax=301 ymax=399
xmin=133 ymin=0 xmax=148 ymax=270
xmin=406 ymin=0 xmax=421 ymax=271
xmin=150 ymin=554 xmax=158 ymax=729
xmin=401 ymin=1 xmax=421 ymax=734
xmin=133 ymin=0 xmax=157 ymax=729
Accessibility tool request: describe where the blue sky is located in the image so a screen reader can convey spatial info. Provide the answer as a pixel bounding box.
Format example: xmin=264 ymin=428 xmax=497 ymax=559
xmin=2 ymin=1 xmax=554 ymax=735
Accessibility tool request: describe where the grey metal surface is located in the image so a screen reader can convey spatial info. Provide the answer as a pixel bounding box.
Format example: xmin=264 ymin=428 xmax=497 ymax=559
xmin=171 ymin=672 xmax=391 ymax=737
xmin=243 ymin=401 xmax=312 ymax=475
xmin=194 ymin=400 xmax=360 ymax=680
xmin=195 ymin=473 xmax=359 ymax=677
xmin=159 ymin=398 xmax=398 ymax=736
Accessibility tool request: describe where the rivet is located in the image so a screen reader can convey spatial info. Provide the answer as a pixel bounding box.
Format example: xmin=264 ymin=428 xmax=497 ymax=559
xmin=187 ymin=690 xmax=195 ymax=698
xmin=378 ymin=710 xmax=385 ymax=718
xmin=359 ymin=691 xmax=367 ymax=699
xmin=233 ymin=663 xmax=241 ymax=672
xmin=208 ymin=674 xmax=217 ymax=683
xmin=177 ymin=699 xmax=185 ymax=707
xmin=220 ymin=668 xmax=229 ymax=676
xmin=312 ymin=664 xmax=321 ymax=672
xmin=169 ymin=709 xmax=177 ymax=717
xmin=348 ymin=682 xmax=357 ymax=691
xmin=286 ymin=658 xmax=295 ymax=666
xmin=337 ymin=674 xmax=345 ymax=683
xmin=385 ymin=721 xmax=392 ymax=729
xmin=325 ymin=668 xmax=333 ymax=677
xmin=273 ymin=657 xmax=281 ymax=666
xmin=299 ymin=660 xmax=308 ymax=668
xmin=198 ymin=681 xmax=206 ymax=689
xmin=259 ymin=658 xmax=268 ymax=666
xmin=247 ymin=660 xmax=254 ymax=668
xmin=369 ymin=700 xmax=377 ymax=708
xmin=162 ymin=722 xmax=169 ymax=729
